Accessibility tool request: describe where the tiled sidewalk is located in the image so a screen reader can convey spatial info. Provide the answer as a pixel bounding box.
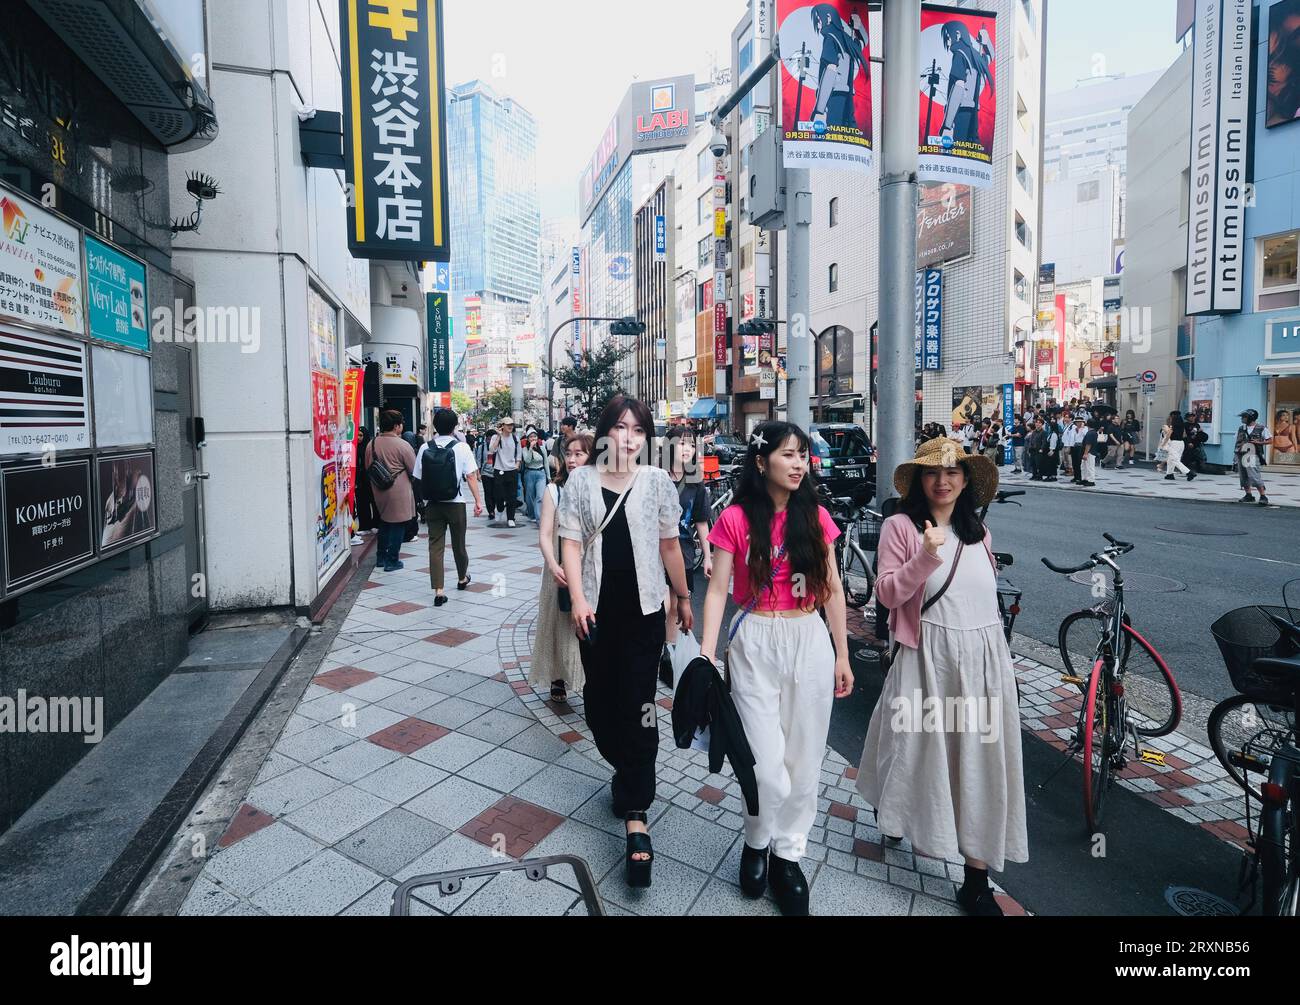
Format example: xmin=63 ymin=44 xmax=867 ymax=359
xmin=178 ymin=514 xmax=1258 ymax=917
xmin=1000 ymin=463 xmax=1300 ymax=508
xmin=178 ymin=519 xmax=1024 ymax=917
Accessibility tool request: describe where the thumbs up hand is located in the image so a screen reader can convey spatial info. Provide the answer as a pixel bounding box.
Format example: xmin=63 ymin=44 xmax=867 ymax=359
xmin=923 ymin=520 xmax=946 ymax=557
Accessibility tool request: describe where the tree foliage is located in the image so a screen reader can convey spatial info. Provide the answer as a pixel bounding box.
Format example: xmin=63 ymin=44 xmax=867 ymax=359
xmin=544 ymin=340 xmax=636 ymax=427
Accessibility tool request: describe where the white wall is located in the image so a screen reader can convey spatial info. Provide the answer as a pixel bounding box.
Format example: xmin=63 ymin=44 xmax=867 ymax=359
xmin=168 ymin=0 xmax=371 ymax=610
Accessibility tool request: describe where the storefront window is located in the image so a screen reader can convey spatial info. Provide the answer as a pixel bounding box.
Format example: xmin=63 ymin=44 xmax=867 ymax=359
xmin=1258 ymin=232 xmax=1299 ymax=310
xmin=1271 ymin=376 xmax=1300 ymax=467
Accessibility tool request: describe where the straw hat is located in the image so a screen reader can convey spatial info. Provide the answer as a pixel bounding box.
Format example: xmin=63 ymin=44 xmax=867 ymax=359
xmin=893 ymin=436 xmax=1000 ymax=507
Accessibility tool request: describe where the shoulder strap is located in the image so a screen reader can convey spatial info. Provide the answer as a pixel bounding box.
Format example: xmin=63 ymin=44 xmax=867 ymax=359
xmin=727 ymin=543 xmax=787 ymax=644
xmin=584 ymin=467 xmax=642 ymax=549
xmin=921 ymin=540 xmax=964 ymax=614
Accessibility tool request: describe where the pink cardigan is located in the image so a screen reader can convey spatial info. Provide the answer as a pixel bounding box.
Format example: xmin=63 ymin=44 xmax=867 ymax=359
xmin=875 ymin=514 xmax=998 ymax=650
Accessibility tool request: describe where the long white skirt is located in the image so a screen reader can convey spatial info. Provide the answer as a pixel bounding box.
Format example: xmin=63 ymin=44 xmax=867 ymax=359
xmin=856 ymin=621 xmax=1028 ymax=871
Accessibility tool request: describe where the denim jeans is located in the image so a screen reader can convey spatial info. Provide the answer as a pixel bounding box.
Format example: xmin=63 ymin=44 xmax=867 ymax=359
xmin=523 ymin=468 xmax=546 ymax=520
xmin=378 ymin=521 xmax=405 ymax=568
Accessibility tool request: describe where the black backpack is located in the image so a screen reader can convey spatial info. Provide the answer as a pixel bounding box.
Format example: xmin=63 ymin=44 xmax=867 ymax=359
xmin=421 ymin=440 xmax=460 ymax=503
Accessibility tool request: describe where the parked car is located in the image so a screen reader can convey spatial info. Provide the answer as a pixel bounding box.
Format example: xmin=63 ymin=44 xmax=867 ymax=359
xmin=705 ymin=434 xmax=746 ymax=465
xmin=809 ymin=423 xmax=876 ymax=505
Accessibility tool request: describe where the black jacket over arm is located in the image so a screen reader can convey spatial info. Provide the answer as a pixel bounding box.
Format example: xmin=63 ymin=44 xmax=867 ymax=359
xmin=672 ymin=657 xmax=760 ymax=816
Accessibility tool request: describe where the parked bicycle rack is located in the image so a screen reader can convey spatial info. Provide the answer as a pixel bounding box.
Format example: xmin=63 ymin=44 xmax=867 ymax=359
xmin=389 ymin=855 xmax=606 ymax=916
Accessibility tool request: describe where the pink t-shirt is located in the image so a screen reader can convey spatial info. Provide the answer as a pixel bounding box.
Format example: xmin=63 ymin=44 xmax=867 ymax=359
xmin=708 ymin=504 xmax=841 ymax=612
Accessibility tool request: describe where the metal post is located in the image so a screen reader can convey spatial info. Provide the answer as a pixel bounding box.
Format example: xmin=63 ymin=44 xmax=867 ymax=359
xmin=876 ymin=0 xmax=920 ymax=503
xmin=785 ymin=169 xmax=812 ymax=432
xmin=508 ymin=364 xmax=526 ymax=426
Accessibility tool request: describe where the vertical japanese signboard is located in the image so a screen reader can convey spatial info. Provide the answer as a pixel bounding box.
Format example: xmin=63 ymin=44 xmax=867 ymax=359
xmin=921 ymin=268 xmax=942 ymax=371
xmin=340 ymin=0 xmax=451 ymax=262
xmin=1002 ymin=383 xmax=1014 ymax=465
xmin=344 ymin=366 xmax=364 ymax=525
xmin=918 ymin=5 xmax=997 ymax=187
xmin=776 ymin=0 xmax=873 ymax=172
xmin=427 ymin=290 xmax=450 ymax=392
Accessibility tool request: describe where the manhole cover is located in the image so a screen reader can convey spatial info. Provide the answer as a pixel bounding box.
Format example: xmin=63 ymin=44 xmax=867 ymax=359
xmin=1068 ymin=570 xmax=1186 ymax=594
xmin=1155 ymin=525 xmax=1247 ymax=536
xmin=1165 ymin=886 xmax=1238 ymax=917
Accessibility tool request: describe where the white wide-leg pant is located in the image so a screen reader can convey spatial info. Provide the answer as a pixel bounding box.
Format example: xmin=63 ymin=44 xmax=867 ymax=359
xmin=726 ymin=611 xmax=836 ymax=861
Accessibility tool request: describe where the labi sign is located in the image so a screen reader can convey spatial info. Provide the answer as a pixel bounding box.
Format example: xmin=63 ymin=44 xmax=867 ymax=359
xmin=340 ymin=0 xmax=451 ymax=263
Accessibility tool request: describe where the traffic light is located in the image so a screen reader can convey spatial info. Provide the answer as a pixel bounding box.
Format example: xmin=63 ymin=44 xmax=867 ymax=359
xmin=609 ymin=317 xmax=647 ymax=337
xmin=737 ymin=319 xmax=777 ymax=336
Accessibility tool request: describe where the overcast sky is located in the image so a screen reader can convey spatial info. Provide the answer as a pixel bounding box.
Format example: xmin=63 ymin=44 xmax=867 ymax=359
xmin=441 ymin=0 xmax=1186 ymax=227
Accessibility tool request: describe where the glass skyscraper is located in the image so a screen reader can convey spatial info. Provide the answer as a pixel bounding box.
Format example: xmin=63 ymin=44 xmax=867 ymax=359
xmin=447 ymin=81 xmax=541 ymax=383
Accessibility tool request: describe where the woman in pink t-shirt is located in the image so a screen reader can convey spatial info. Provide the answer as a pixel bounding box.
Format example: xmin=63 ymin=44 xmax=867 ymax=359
xmin=699 ymin=421 xmax=853 ymax=916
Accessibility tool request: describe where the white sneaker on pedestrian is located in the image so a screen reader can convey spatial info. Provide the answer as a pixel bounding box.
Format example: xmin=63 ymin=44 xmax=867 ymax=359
xmin=507 ymin=519 xmax=517 ymax=528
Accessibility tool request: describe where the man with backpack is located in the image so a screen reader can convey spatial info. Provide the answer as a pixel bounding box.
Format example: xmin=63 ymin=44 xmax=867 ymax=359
xmin=1235 ymin=408 xmax=1273 ymax=507
xmin=415 ymin=408 xmax=485 ymax=606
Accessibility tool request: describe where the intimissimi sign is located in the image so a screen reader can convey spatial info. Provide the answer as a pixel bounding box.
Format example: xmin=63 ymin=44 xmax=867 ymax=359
xmin=1185 ymin=0 xmax=1252 ymax=316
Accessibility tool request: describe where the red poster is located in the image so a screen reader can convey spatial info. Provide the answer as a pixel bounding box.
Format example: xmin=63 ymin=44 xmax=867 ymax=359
xmin=918 ymin=4 xmax=997 ymax=187
xmin=777 ymin=0 xmax=873 ymax=173
xmin=312 ymin=371 xmax=340 ymax=461
xmin=343 ymin=367 xmax=363 ymax=516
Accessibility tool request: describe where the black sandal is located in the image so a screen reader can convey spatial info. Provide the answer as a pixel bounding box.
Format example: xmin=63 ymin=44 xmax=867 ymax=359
xmin=624 ymin=811 xmax=653 ymax=888
xmin=550 ymin=680 xmax=567 ymax=703
xmin=457 ymin=575 xmax=472 ymax=591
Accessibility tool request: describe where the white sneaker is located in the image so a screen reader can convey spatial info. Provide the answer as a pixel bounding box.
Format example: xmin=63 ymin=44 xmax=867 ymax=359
xmin=507 ymin=519 xmax=517 ymax=528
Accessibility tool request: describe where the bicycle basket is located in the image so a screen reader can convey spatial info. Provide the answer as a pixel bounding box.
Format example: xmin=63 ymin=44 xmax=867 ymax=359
xmin=1210 ymin=605 xmax=1300 ymax=703
xmin=857 ymin=510 xmax=883 ymax=553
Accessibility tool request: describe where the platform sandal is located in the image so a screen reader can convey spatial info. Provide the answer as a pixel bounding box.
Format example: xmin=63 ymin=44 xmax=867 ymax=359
xmin=624 ymin=811 xmax=653 ymax=888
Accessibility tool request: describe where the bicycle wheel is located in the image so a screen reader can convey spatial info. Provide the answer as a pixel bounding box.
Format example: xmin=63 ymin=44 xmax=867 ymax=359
xmin=1059 ymin=610 xmax=1128 ymax=689
xmin=1208 ymin=695 xmax=1296 ymax=802
xmin=1115 ymin=623 xmax=1181 ymax=737
xmin=1258 ymin=778 xmax=1298 ymax=917
xmin=1082 ymin=658 xmax=1114 ymax=833
xmin=841 ymin=546 xmax=874 ymax=609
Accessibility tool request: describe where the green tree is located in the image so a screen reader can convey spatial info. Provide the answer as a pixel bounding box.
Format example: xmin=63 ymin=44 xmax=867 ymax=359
xmin=450 ymin=390 xmax=474 ymax=416
xmin=544 ymin=340 xmax=636 ymax=427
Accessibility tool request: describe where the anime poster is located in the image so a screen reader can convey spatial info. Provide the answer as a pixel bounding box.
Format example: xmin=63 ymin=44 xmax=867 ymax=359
xmin=343 ymin=366 xmax=364 ymax=523
xmin=312 ymin=370 xmax=345 ymax=581
xmin=777 ymin=0 xmax=873 ymax=172
xmin=918 ymin=4 xmax=997 ymax=187
xmin=1267 ymin=0 xmax=1300 ymax=128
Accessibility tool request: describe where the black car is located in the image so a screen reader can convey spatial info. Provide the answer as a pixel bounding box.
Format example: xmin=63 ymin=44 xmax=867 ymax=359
xmin=809 ymin=423 xmax=876 ymax=504
xmin=706 ymin=434 xmax=746 ymax=465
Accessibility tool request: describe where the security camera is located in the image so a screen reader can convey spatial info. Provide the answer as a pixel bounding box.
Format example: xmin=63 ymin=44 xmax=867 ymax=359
xmin=185 ymin=172 xmax=221 ymax=202
xmin=709 ymin=127 xmax=727 ymax=159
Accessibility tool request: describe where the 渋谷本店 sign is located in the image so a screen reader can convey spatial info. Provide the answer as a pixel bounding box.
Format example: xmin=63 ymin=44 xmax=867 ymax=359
xmin=340 ymin=0 xmax=451 ymax=262
xmin=0 ymin=187 xmax=84 ymax=335
xmin=0 ymin=325 xmax=89 ymax=457
xmin=2 ymin=458 xmax=95 ymax=593
xmin=84 ymin=235 xmax=149 ymax=352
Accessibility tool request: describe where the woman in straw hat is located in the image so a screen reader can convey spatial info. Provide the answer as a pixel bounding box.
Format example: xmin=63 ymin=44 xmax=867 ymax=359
xmin=856 ymin=436 xmax=1027 ymax=916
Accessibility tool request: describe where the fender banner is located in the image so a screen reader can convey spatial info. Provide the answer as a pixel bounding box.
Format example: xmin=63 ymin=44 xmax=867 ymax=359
xmin=777 ymin=0 xmax=873 ymax=173
xmin=918 ymin=4 xmax=997 ymax=187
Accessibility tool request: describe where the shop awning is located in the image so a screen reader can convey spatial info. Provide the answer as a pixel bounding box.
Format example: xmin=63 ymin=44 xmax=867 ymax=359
xmin=1259 ymin=363 xmax=1300 ymax=377
xmin=1087 ymin=376 xmax=1117 ymax=390
xmin=687 ymin=398 xmax=719 ymax=419
xmin=816 ymin=394 xmax=863 ymax=408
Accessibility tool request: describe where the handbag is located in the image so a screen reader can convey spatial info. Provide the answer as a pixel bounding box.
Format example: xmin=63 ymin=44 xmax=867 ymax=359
xmin=879 ymin=539 xmax=965 ymax=675
xmin=366 ymin=441 xmax=398 ymax=490
xmin=554 ymin=485 xmax=572 ymax=612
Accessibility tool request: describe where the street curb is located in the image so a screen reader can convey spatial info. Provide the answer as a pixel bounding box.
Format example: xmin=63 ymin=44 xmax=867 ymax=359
xmin=1003 ymin=477 xmax=1295 ymax=510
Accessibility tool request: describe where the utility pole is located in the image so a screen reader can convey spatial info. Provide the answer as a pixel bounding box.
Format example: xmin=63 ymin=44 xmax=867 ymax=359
xmin=877 ymin=0 xmax=920 ymax=502
xmin=784 ymin=165 xmax=812 ymax=433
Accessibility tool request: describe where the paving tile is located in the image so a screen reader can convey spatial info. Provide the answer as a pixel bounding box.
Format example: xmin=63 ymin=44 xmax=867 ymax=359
xmin=375 ymin=685 xmax=449 ymax=717
xmin=460 ymin=707 xmax=535 ymax=745
xmin=459 ymin=679 xmax=521 ymax=708
xmin=458 ymin=795 xmax=567 ymax=858
xmin=354 ymin=757 xmax=449 ymax=804
xmin=502 ymin=723 xmax=571 ymax=762
xmin=310 ymin=738 xmax=403 ymax=783
xmin=403 ymin=775 xmax=503 ymax=829
xmin=368 ymin=717 xmax=450 ymax=754
xmin=809 ymin=864 xmax=913 ymax=916
xmin=337 ymin=807 xmax=451 ymax=876
xmin=395 ymin=833 xmax=501 ymax=913
xmin=528 ymin=818 xmax=627 ymax=889
xmin=511 ymin=765 xmax=607 ymax=816
xmin=283 ymin=786 xmax=395 ymax=845
xmin=385 ymin=660 xmax=445 ymax=685
xmin=425 ymin=628 xmax=481 ymax=647
xmin=340 ymin=675 xmax=411 ymax=704
xmin=409 ymin=730 xmax=495 ymax=772
xmin=417 ymin=695 xmax=494 ymax=730
xmin=274 ymin=722 xmax=358 ymax=764
xmin=313 ymin=666 xmax=379 ymax=692
xmin=911 ymin=892 xmax=963 ymax=916
xmin=218 ymin=803 xmax=277 ymax=848
xmin=203 ymin=822 xmax=324 ymax=898
xmin=687 ymin=877 xmax=781 ymax=916
xmin=647 ymin=806 xmax=736 ymax=872
xmin=179 ymin=876 xmax=239 ymax=916
xmin=597 ymin=852 xmax=709 ymax=916
xmin=459 ymin=747 xmax=548 ymax=793
xmin=247 ymin=765 xmax=343 ymax=817
xmin=454 ymin=869 xmax=580 ymax=916
xmin=250 ymin=850 xmax=385 ymax=916
xmin=339 ymin=882 xmax=398 ymax=916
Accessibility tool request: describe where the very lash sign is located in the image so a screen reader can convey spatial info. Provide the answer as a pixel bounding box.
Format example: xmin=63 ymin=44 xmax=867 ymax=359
xmin=341 ymin=0 xmax=451 ymax=263
xmin=1185 ymin=0 xmax=1252 ymax=316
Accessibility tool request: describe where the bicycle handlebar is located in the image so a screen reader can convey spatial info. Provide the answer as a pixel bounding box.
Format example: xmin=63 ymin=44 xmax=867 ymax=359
xmin=1042 ymin=532 xmax=1135 ymax=576
xmin=1041 ymin=556 xmax=1095 ymax=575
xmin=996 ymin=490 xmax=1026 ymax=501
xmin=1102 ymin=532 xmax=1134 ymax=554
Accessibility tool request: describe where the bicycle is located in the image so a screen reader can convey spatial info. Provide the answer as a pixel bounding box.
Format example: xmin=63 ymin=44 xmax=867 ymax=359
xmin=1206 ymin=587 xmax=1300 ymax=916
xmin=820 ymin=491 xmax=881 ymax=609
xmin=1042 ymin=534 xmax=1182 ymax=832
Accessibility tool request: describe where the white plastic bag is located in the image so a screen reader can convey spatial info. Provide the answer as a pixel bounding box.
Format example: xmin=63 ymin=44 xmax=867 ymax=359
xmin=668 ymin=631 xmax=710 ymax=752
